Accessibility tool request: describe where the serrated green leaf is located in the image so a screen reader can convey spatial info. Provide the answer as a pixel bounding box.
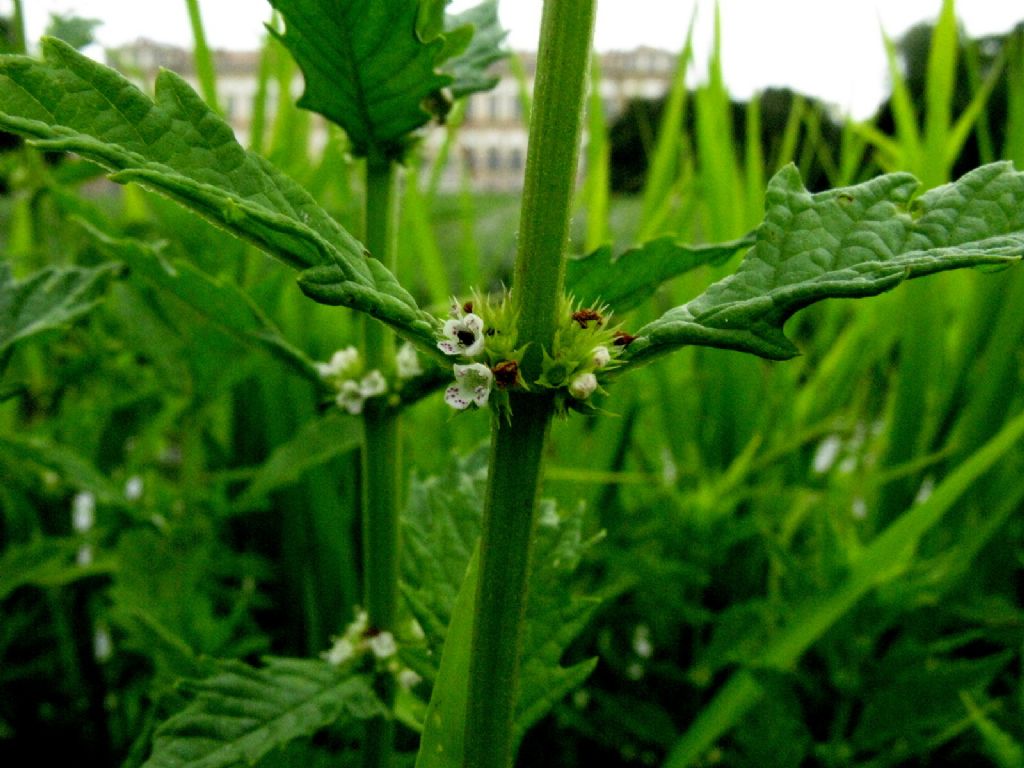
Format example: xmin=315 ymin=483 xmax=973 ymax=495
xmin=402 ymin=452 xmax=603 ymax=767
xmin=268 ymin=0 xmax=451 ymax=159
xmin=0 ymin=39 xmax=438 ymax=349
xmin=0 ymin=260 xmax=120 ymax=357
xmin=143 ymin=658 xmax=384 ymax=768
xmin=627 ymin=162 xmax=1024 ymax=364
xmin=232 ymin=410 xmax=363 ymax=514
xmin=566 ymin=235 xmax=753 ymax=314
xmin=444 ymin=0 xmax=509 ymax=99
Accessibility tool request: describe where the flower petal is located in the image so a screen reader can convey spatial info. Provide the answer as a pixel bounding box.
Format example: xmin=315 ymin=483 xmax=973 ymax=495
xmin=445 ymin=384 xmax=472 ymax=410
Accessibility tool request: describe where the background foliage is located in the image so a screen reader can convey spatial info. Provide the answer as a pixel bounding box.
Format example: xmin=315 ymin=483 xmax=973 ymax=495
xmin=1 ymin=4 xmax=1023 ymax=767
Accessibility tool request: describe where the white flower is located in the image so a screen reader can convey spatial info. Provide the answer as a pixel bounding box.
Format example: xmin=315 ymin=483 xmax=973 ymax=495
xmin=396 ymin=343 xmax=422 ymax=379
xmin=397 ymin=668 xmax=422 ymax=690
xmin=349 ymin=610 xmax=369 ymax=637
xmin=76 ymin=545 xmax=94 ymax=567
xmin=591 ymin=346 xmax=611 ymax=368
xmin=324 ymin=637 xmax=357 ymax=666
xmin=444 ymin=363 xmax=493 ymax=410
xmin=316 ymin=347 xmax=360 ymax=380
xmin=359 ymin=370 xmax=387 ymax=397
xmin=335 ymin=371 xmax=387 ymax=415
xmin=438 ymin=313 xmax=485 ymax=357
xmin=72 ymin=492 xmax=95 ymax=533
xmin=336 ymin=380 xmax=366 ymax=415
xmin=632 ymin=624 xmax=653 ymax=659
xmin=568 ymin=372 xmax=598 ymax=400
xmin=124 ymin=476 xmax=143 ymax=501
xmin=368 ymin=631 xmax=397 ymax=659
xmin=93 ymin=625 xmax=113 ymax=662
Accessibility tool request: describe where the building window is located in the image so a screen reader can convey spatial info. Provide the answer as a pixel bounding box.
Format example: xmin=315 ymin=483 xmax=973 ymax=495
xmin=489 ymin=95 xmax=500 ymax=121
xmin=464 ymin=148 xmax=477 ymax=173
xmin=487 ymin=147 xmax=501 ymax=171
xmin=509 ymin=148 xmax=523 ymax=171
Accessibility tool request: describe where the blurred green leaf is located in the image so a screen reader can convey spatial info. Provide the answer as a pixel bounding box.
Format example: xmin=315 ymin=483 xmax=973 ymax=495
xmin=0 ymin=39 xmax=437 ymax=348
xmin=628 ymin=162 xmax=1024 ymax=364
xmin=83 ymin=224 xmax=325 ymax=387
xmin=664 ymin=407 xmax=1024 ymax=768
xmin=142 ymin=658 xmax=384 ymax=768
xmin=961 ymin=693 xmax=1024 ymax=768
xmin=852 ymin=639 xmax=1012 ymax=753
xmin=231 ymin=410 xmax=363 ymax=513
xmin=0 ymin=538 xmax=116 ymax=601
xmin=0 ymin=260 xmax=120 ymax=358
xmin=444 ymin=0 xmax=508 ymax=100
xmin=0 ymin=432 xmax=121 ymax=502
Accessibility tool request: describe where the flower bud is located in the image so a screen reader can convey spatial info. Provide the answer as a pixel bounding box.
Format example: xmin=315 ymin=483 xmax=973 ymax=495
xmin=568 ymin=372 xmax=598 ymax=400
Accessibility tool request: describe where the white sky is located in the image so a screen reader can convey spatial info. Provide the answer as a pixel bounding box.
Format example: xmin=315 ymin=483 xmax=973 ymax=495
xmin=15 ymin=0 xmax=1024 ymax=117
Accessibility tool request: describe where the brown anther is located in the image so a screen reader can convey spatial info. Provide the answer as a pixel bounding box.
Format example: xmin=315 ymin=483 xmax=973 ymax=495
xmin=613 ymin=330 xmax=637 ymax=347
xmin=462 ymin=301 xmax=474 ymax=314
xmin=572 ymin=308 xmax=603 ymax=329
xmin=492 ymin=360 xmax=520 ymax=389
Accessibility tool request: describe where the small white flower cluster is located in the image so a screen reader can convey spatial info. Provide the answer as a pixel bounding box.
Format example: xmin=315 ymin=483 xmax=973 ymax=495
xmin=437 ymin=300 xmax=493 ymax=411
xmin=322 ymin=611 xmax=423 ymax=691
xmin=565 ymin=348 xmax=610 ymax=403
xmin=566 ymin=345 xmax=611 ymax=401
xmin=316 ymin=347 xmax=387 ymax=415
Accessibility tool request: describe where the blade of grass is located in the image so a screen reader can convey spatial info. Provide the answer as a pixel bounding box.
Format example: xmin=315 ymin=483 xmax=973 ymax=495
xmin=881 ymin=26 xmax=923 ymax=170
xmin=637 ymin=11 xmax=696 ymax=241
xmin=1006 ymin=32 xmax=1024 ymax=164
xmin=743 ymin=95 xmax=765 ymax=222
xmin=400 ymin=164 xmax=450 ymax=307
xmin=921 ymin=0 xmax=957 ymax=187
xmin=963 ymin=39 xmax=996 ymax=165
xmin=583 ymin=54 xmax=610 ymax=253
xmin=184 ymin=0 xmax=220 ymax=113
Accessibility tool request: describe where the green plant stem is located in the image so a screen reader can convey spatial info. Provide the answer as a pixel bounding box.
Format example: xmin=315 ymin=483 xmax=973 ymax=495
xmin=463 ymin=1 xmax=596 ymax=766
xmin=362 ymin=154 xmax=399 ymax=768
xmin=184 ymin=0 xmax=220 ymax=112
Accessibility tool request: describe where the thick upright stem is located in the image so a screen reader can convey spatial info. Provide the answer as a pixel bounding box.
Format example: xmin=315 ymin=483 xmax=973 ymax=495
xmin=362 ymin=155 xmax=399 ymax=768
xmin=463 ymin=2 xmax=596 ymax=767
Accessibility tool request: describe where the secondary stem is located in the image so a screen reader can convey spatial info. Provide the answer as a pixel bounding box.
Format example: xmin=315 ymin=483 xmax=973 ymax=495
xmin=463 ymin=1 xmax=597 ymax=766
xmin=362 ymin=154 xmax=399 ymax=768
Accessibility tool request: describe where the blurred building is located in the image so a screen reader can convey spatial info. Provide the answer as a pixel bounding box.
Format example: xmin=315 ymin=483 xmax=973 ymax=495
xmin=108 ymin=40 xmax=676 ymax=192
